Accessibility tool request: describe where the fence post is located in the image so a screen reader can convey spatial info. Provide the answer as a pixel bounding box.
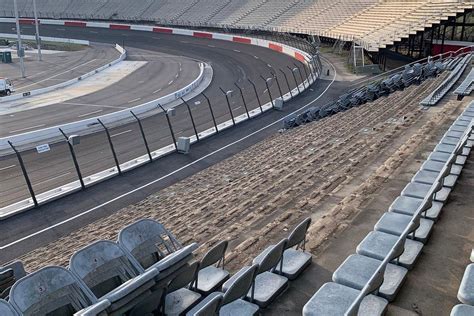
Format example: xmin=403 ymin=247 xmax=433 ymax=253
xmin=247 ymin=78 xmax=263 ymax=113
xmin=97 ymin=119 xmax=122 ymax=175
xmin=279 ymin=68 xmax=293 ymax=98
xmin=288 ymin=65 xmax=301 ymax=94
xmin=130 ymin=111 xmax=152 ymax=162
xmin=219 ymin=87 xmax=236 ymax=126
xmin=59 ymin=128 xmax=85 ymax=190
xmin=301 ymin=62 xmax=311 ymax=85
xmin=234 ymin=82 xmax=250 ymax=118
xmin=158 ymin=104 xmax=178 ymax=150
xmin=271 ymin=72 xmax=284 ymax=100
xmin=181 ymin=97 xmax=200 ymax=141
xmin=201 ymin=92 xmax=218 ymax=133
xmin=260 ymin=75 xmax=275 ymax=108
xmin=8 ymin=141 xmax=38 ymax=207
xmin=294 ymin=63 xmax=306 ymax=89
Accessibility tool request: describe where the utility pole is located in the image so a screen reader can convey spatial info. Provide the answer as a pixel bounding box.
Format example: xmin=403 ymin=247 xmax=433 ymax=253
xmin=13 ymin=0 xmax=26 ymax=77
xmin=33 ymin=0 xmax=42 ymax=61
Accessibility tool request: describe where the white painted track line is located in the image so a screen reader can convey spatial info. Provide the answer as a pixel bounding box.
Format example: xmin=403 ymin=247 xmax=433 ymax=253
xmin=0 ymin=57 xmax=336 ymax=250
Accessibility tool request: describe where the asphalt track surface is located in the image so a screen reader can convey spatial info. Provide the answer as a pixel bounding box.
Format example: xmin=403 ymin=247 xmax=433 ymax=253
xmin=0 ymin=23 xmax=310 ymax=208
xmin=0 ymin=24 xmax=350 ymax=264
xmin=0 ymin=47 xmax=201 ymax=135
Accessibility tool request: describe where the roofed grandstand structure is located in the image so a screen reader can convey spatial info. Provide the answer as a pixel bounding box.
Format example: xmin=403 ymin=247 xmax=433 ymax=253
xmin=2 ymin=0 xmax=473 ymax=53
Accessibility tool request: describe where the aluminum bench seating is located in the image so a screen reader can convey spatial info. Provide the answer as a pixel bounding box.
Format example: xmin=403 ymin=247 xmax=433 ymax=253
xmin=302 ymin=282 xmax=388 ymax=316
xmin=118 ymin=219 xmax=198 ymax=285
xmin=451 ymin=304 xmax=474 ymax=316
xmin=195 ymin=241 xmax=230 ymax=295
xmin=0 ymin=299 xmax=19 ymax=316
xmin=249 ymin=239 xmax=289 ymax=308
xmin=69 ymin=240 xmax=160 ymax=316
xmin=9 ymin=266 xmax=101 ymax=316
xmin=163 ymin=261 xmax=201 ymax=315
xmin=458 ymin=264 xmax=474 ymax=305
xmin=187 ymin=264 xmax=260 ymax=316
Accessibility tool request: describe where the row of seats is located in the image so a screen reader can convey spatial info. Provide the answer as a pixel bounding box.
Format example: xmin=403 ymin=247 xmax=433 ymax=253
xmin=302 ymin=100 xmax=474 ymax=315
xmin=0 ymin=219 xmax=199 ymax=315
xmin=4 ymin=0 xmax=473 ymax=52
xmin=421 ymin=53 xmax=473 ymax=106
xmin=0 ymin=217 xmax=313 ymax=315
xmin=451 ymin=250 xmax=474 ymax=315
xmin=454 ymin=69 xmax=474 ymax=100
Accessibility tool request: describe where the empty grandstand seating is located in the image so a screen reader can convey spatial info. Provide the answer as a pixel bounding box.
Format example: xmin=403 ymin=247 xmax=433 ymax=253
xmin=4 ymin=0 xmax=473 ymax=52
xmin=455 ymin=69 xmax=474 ymax=99
xmin=303 ymin=99 xmax=474 ymax=314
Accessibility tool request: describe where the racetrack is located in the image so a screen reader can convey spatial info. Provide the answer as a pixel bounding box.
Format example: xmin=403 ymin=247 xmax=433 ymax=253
xmin=0 ymin=23 xmax=311 ymax=210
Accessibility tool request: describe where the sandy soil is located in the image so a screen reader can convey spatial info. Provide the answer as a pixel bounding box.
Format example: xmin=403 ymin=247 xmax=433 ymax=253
xmin=15 ymin=70 xmax=457 ymax=273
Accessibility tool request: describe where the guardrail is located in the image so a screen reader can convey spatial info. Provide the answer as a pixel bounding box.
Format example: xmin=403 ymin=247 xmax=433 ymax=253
xmin=0 ymin=32 xmax=89 ymax=45
xmin=0 ymin=41 xmax=126 ymax=103
xmin=0 ymin=62 xmax=207 ymax=153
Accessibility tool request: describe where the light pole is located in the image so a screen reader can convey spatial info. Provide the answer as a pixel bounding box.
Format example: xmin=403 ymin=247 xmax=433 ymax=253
xmin=271 ymin=72 xmax=284 ymax=100
xmin=219 ymin=87 xmax=236 ymax=126
xmin=33 ymin=0 xmax=42 ymax=61
xmin=294 ymin=63 xmax=306 ymax=89
xmin=13 ymin=0 xmax=25 ymax=77
xmin=234 ymin=82 xmax=250 ymax=118
xmin=279 ymin=68 xmax=293 ymax=98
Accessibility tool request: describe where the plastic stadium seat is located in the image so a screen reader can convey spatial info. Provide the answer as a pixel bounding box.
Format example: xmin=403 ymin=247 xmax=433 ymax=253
xmin=0 ymin=299 xmax=19 ymax=316
xmin=451 ymin=304 xmax=474 ymax=316
xmin=458 ymin=264 xmax=474 ymax=305
xmin=389 ymin=195 xmax=443 ymax=221
xmin=302 ymin=282 xmax=388 ymax=316
xmin=9 ymin=266 xmax=98 ymax=315
xmin=186 ymin=293 xmax=223 ymax=316
xmin=187 ymin=264 xmax=260 ymax=316
xmin=118 ymin=219 xmax=198 ymax=283
xmin=163 ymin=262 xmax=201 ymax=315
xmin=402 ymin=181 xmax=451 ymax=203
xmin=332 ymin=254 xmax=408 ymax=302
xmin=195 ymin=241 xmax=230 ymax=295
xmin=0 ymin=261 xmax=27 ymax=300
xmin=250 ymin=239 xmax=289 ymax=307
xmin=356 ymin=231 xmax=423 ymax=270
xmin=374 ymin=212 xmax=434 ymax=244
xmin=69 ymin=240 xmax=159 ymax=315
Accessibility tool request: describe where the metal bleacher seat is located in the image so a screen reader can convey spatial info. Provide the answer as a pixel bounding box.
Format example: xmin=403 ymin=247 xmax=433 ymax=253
xmin=163 ymin=261 xmax=201 ymax=315
xmin=118 ymin=219 xmax=198 ymax=285
xmin=0 ymin=261 xmax=27 ymax=300
xmin=249 ymin=239 xmax=289 ymax=307
xmin=0 ymin=299 xmax=19 ymax=316
xmin=187 ymin=264 xmax=260 ymax=316
xmin=195 ymin=241 xmax=230 ymax=295
xmin=9 ymin=266 xmax=101 ymax=315
xmin=69 ymin=240 xmax=160 ymax=316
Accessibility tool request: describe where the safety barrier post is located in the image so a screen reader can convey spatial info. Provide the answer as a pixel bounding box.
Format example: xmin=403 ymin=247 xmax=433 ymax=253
xmin=234 ymin=83 xmax=250 ymax=118
xmin=158 ymin=104 xmax=178 ymax=151
xmin=288 ymin=65 xmax=301 ymax=94
xmin=59 ymin=128 xmax=85 ymax=190
xmin=201 ymin=92 xmax=218 ymax=133
xmin=97 ymin=119 xmax=122 ymax=175
xmin=271 ymin=72 xmax=284 ymax=100
xmin=260 ymin=75 xmax=275 ymax=108
xmin=8 ymin=141 xmax=38 ymax=207
xmin=294 ymin=63 xmax=306 ymax=89
xmin=247 ymin=79 xmax=263 ymax=113
xmin=219 ymin=87 xmax=236 ymax=126
xmin=130 ymin=111 xmax=152 ymax=162
xmin=279 ymin=68 xmax=293 ymax=98
xmin=181 ymin=97 xmax=200 ymax=141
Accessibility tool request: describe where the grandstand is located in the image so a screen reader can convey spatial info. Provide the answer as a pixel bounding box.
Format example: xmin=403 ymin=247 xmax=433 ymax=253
xmin=2 ymin=0 xmax=473 ymax=55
